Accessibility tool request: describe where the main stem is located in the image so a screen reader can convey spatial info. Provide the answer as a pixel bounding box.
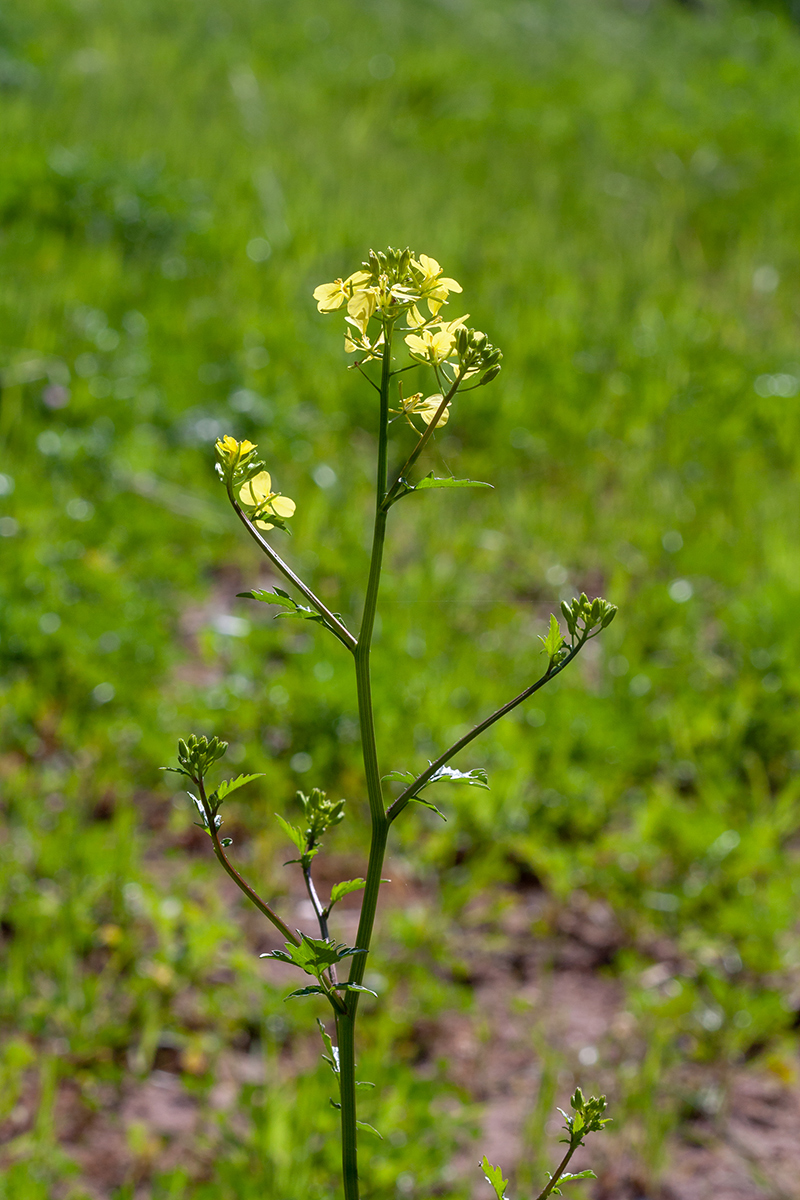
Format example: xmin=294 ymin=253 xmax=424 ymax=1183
xmin=339 ymin=324 xmax=395 ymax=1200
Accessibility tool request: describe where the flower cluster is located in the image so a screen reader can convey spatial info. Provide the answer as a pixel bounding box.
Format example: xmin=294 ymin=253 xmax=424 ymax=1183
xmin=215 ymin=437 xmax=296 ymax=532
xmin=313 ymin=246 xmax=502 ymax=389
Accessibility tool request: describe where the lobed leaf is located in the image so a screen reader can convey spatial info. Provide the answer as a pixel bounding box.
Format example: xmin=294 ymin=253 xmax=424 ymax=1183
xmin=212 ymin=772 xmax=264 ymax=802
xmin=413 ymin=472 xmax=493 ymax=491
xmin=329 ymin=878 xmax=367 ymax=906
xmin=428 ymin=765 xmax=490 ymax=790
xmin=275 ymin=813 xmax=306 ymax=853
xmin=409 ymin=796 xmax=447 ymax=820
xmin=481 ymin=1156 xmax=509 ymax=1200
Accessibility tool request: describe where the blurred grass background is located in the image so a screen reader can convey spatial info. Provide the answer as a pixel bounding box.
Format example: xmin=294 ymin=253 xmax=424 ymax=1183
xmin=2 ymin=0 xmax=800 ymax=1195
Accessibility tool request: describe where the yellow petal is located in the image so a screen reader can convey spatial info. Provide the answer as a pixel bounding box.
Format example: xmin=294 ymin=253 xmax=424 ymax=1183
xmin=313 ymin=281 xmax=346 ymax=312
xmin=345 ymin=270 xmax=372 ymax=287
xmin=432 ymin=331 xmax=455 ymax=359
xmin=439 ymin=277 xmax=462 ymax=293
xmin=419 ymin=395 xmax=450 ymax=427
xmin=239 ymin=470 xmax=272 ymax=506
xmin=270 ymin=495 xmax=296 ymax=518
xmin=404 ymin=335 xmax=429 ymax=357
xmin=418 ymin=254 xmax=442 ymax=279
xmin=254 ymin=519 xmax=275 ymax=531
xmin=406 ymin=304 xmax=427 ymax=329
xmin=347 ymin=289 xmax=377 ymax=323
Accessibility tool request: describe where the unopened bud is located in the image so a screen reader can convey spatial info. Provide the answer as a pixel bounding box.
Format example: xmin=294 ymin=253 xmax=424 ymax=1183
xmin=480 ymin=364 xmax=502 ymax=386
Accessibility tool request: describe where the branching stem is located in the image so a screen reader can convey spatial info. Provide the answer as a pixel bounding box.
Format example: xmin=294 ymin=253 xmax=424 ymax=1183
xmin=386 ymin=635 xmax=587 ymax=823
xmin=195 ymin=778 xmax=300 ymax=946
xmin=226 ymin=487 xmax=357 ymax=652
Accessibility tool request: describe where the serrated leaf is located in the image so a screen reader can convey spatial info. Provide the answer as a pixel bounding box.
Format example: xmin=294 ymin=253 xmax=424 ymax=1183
xmin=263 ymin=935 xmax=367 ymax=978
xmin=329 ymin=878 xmax=367 ymax=906
xmin=238 ymin=588 xmax=336 ymax=627
xmin=409 ymin=796 xmax=447 ymax=820
xmin=538 ymin=612 xmax=566 ymax=660
xmin=414 ymin=473 xmax=493 ymax=491
xmin=428 ymin=765 xmax=490 ymax=790
xmin=285 ymin=986 xmax=327 ymax=1000
xmin=381 ymin=769 xmax=415 ymax=784
xmin=335 ymin=983 xmax=378 ymax=997
xmin=275 ymin=813 xmax=306 ymax=854
xmin=481 ymin=1156 xmax=509 ymax=1200
xmin=186 ymin=791 xmax=208 ymax=827
xmin=237 ymin=588 xmax=295 ymax=607
xmin=356 ymin=1120 xmax=382 ymax=1139
xmin=559 ymin=1170 xmax=596 ymax=1183
xmin=213 ymin=773 xmax=264 ymax=802
xmin=316 ymin=1019 xmax=340 ymax=1076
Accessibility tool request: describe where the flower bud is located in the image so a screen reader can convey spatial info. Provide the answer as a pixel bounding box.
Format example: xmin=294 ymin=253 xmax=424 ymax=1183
xmin=480 ymin=364 xmax=502 ymax=386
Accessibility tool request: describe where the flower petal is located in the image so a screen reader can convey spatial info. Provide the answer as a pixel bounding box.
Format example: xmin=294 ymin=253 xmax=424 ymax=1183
xmin=270 ymin=495 xmax=296 ymax=518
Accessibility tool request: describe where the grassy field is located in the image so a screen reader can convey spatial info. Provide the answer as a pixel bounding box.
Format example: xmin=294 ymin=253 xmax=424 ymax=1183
xmin=2 ymin=0 xmax=800 ymax=1195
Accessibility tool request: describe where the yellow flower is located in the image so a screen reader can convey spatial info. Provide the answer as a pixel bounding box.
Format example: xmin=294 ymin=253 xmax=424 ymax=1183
xmin=344 ymin=320 xmax=385 ymax=361
xmin=347 ymin=287 xmax=378 ymax=325
xmin=404 ymin=328 xmax=456 ymax=365
xmin=215 ymin=435 xmax=257 ymax=469
xmin=238 ymin=471 xmax=296 ymax=530
xmin=413 ymin=253 xmax=462 ymax=315
xmin=312 ymin=270 xmax=371 ymax=313
xmin=397 ymin=392 xmax=450 ymax=430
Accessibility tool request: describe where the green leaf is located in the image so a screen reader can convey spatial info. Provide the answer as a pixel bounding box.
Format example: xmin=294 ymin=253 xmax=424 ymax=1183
xmin=238 ymin=587 xmax=331 ymax=626
xmin=238 ymin=588 xmax=295 ymax=607
xmin=549 ymin=1170 xmax=597 ymax=1194
xmin=316 ymin=1019 xmax=340 ymax=1076
xmin=428 ymin=765 xmax=490 ymax=790
xmin=409 ymin=796 xmax=447 ymax=820
xmin=211 ymin=772 xmax=264 ymax=802
xmin=275 ymin=813 xmax=306 ymax=854
xmin=262 ymin=936 xmax=367 ymax=978
xmin=381 ymin=769 xmax=415 ymax=784
xmin=335 ymin=982 xmax=378 ymax=997
xmin=285 ymin=986 xmax=327 ymax=1000
xmin=481 ymin=1156 xmax=509 ymax=1200
xmin=414 ymin=472 xmax=493 ymax=491
xmin=329 ymin=878 xmax=367 ymax=906
xmin=539 ymin=612 xmax=566 ymax=660
xmin=356 ymin=1120 xmax=382 ymax=1139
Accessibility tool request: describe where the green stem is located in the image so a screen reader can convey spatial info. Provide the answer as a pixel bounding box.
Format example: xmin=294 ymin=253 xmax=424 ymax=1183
xmin=534 ymin=1142 xmax=578 ymax=1200
xmin=338 ymin=1013 xmax=359 ymax=1200
xmin=226 ymin=486 xmax=356 ymax=652
xmin=386 ymin=636 xmax=587 ymax=823
xmin=338 ymin=324 xmax=395 ymax=1200
xmin=382 ymin=368 xmax=463 ymax=510
xmin=196 ymin=780 xmax=300 ymax=946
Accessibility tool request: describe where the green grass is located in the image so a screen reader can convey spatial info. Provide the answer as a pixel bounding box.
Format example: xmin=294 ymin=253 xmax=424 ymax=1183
xmin=2 ymin=0 xmax=800 ymax=1193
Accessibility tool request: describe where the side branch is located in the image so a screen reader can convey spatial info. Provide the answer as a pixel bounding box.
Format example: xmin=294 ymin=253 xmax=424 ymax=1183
xmin=197 ymin=780 xmax=300 ymax=946
xmin=227 ymin=490 xmax=357 ymax=652
xmin=381 ymin=369 xmax=464 ymax=510
xmin=386 ymin=638 xmax=586 ymax=823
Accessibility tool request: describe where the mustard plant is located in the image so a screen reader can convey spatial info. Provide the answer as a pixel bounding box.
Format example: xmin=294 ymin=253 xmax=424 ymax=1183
xmin=166 ymin=247 xmax=616 ymax=1198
